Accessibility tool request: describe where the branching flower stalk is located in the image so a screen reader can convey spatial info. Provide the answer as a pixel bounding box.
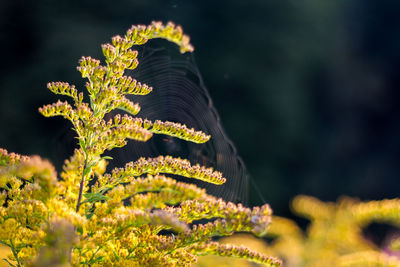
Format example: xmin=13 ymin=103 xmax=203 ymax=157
xmin=39 ymin=22 xmax=200 ymax=214
xmin=0 ymin=22 xmax=281 ymax=266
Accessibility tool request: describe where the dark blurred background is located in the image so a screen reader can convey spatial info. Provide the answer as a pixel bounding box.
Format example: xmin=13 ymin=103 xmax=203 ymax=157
xmin=1 ymin=0 xmax=400 ymax=217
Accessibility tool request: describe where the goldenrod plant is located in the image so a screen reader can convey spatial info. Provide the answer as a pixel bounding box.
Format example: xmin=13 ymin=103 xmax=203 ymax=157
xmin=264 ymin=196 xmax=400 ymax=266
xmin=196 ymin=234 xmax=273 ymax=267
xmin=0 ymin=22 xmax=281 ymax=266
xmin=197 ymin=196 xmax=400 ymax=267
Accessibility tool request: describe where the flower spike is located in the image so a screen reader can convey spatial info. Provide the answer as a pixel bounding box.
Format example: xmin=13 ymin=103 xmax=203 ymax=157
xmin=112 ymin=156 xmax=226 ymax=185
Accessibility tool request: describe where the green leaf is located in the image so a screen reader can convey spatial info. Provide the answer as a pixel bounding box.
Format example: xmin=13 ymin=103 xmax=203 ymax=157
xmin=83 ymin=159 xmax=100 ymax=177
xmin=78 ymin=139 xmax=86 ymax=152
xmin=77 ymin=226 xmax=83 ymax=235
xmin=88 ymin=256 xmax=104 ymax=264
xmin=82 ymin=192 xmax=110 ymax=204
xmin=112 ymin=249 xmax=120 ymax=261
xmin=82 ymin=255 xmax=103 ymax=265
xmin=83 ymin=166 xmax=92 ymax=177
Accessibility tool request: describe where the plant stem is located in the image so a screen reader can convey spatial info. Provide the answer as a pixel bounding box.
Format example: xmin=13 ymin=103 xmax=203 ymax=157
xmin=75 ymin=160 xmax=87 ymax=212
xmin=9 ymin=239 xmax=21 ymax=267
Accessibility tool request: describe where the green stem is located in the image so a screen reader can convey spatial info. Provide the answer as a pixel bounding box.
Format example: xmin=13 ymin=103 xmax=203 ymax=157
xmin=75 ymin=159 xmax=88 ymax=212
xmin=87 ymin=246 xmax=102 ymax=264
xmin=9 ymin=239 xmax=21 ymax=267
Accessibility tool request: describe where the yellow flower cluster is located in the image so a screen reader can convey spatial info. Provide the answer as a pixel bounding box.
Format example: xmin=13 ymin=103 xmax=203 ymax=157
xmin=46 ymin=82 xmax=80 ymax=102
xmin=39 ymin=100 xmax=77 ymax=123
xmin=59 ymin=173 xmax=277 ymax=266
xmin=0 ymin=148 xmax=29 ymax=165
xmin=125 ymin=21 xmax=194 ymax=53
xmin=0 ymin=149 xmax=82 ymax=266
xmin=196 ymin=234 xmax=280 ymax=267
xmin=116 ymin=76 xmax=153 ymax=95
xmin=352 ymin=198 xmax=400 ymax=227
xmin=94 ymin=174 xmax=208 ymax=209
xmin=193 ymin=242 xmax=281 ymax=267
xmin=110 ymin=155 xmax=226 ymax=185
xmin=338 ymin=250 xmax=400 ymax=267
xmin=0 ymin=22 xmax=280 ymax=266
xmin=146 ymin=120 xmax=211 ymax=144
xmin=258 ymin=195 xmax=400 ymax=266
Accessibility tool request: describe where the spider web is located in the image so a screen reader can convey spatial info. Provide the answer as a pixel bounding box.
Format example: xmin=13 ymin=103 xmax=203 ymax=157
xmin=107 ymin=39 xmax=249 ymax=204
